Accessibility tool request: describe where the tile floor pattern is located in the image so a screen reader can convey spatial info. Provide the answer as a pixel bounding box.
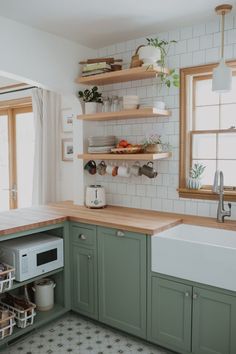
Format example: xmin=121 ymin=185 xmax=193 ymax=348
xmin=3 ymin=312 xmax=175 ymax=354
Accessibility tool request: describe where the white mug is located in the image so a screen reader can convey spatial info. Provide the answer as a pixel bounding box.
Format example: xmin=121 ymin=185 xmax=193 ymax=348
xmin=130 ymin=162 xmax=141 ymax=177
xmin=106 ymin=164 xmax=113 ymax=175
xmin=117 ymin=165 xmax=131 ymax=178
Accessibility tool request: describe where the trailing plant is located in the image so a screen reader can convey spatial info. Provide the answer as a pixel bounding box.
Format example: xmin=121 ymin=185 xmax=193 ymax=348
xmin=189 ymin=163 xmax=206 ymax=179
xmin=146 ymin=37 xmax=180 ymax=91
xmin=78 ymin=86 xmax=103 ymax=103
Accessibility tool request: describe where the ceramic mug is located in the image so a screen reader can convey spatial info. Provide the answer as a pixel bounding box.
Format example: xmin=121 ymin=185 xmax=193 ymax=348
xmin=97 ymin=160 xmax=107 ymax=176
xmin=117 ymin=164 xmax=130 ymax=178
xmin=130 ymin=162 xmax=141 ymax=177
xmin=84 ymin=160 xmax=96 ymax=175
xmin=106 ymin=164 xmax=114 ymax=175
xmin=140 ymin=161 xmax=158 ymax=178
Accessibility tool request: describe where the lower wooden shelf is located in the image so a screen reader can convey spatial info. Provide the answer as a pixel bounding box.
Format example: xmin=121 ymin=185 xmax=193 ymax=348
xmin=1 ymin=304 xmax=68 ymax=346
xmin=78 ymin=152 xmax=172 ymax=161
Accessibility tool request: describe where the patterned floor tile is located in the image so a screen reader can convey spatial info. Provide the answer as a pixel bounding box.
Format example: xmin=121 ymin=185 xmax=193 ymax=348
xmin=3 ymin=313 xmax=175 ymax=354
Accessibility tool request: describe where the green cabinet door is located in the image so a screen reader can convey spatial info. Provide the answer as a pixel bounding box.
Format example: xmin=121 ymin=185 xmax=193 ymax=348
xmin=71 ymin=245 xmax=98 ymax=319
xmin=97 ymin=227 xmax=146 ymax=338
xmin=192 ymin=287 xmax=236 ymax=354
xmin=148 ymin=277 xmax=192 ymax=353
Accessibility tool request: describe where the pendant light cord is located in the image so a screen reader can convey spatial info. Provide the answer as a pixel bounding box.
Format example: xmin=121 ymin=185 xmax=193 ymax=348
xmin=221 ymin=11 xmax=225 ymax=59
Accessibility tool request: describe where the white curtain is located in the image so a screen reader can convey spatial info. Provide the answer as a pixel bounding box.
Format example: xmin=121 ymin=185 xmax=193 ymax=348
xmin=32 ymin=88 xmax=61 ymax=205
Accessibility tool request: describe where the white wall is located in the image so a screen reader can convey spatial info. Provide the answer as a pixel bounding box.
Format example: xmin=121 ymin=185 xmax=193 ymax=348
xmin=81 ymin=15 xmax=236 ymax=219
xmin=0 ymin=16 xmax=94 ymax=94
xmin=0 ymin=16 xmax=95 ymax=203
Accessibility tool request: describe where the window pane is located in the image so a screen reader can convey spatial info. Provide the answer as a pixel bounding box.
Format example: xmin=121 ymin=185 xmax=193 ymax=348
xmin=221 ymin=76 xmax=236 ymax=104
xmin=218 ymin=160 xmax=236 ymax=186
xmin=195 ymin=79 xmax=219 ymax=106
xmin=192 ymin=159 xmax=216 ymax=185
xmin=218 ymin=133 xmax=236 ymax=159
xmin=195 ymin=106 xmax=219 ymax=130
xmin=0 ymin=115 xmax=10 ymax=211
xmin=16 ymin=111 xmax=35 ymax=208
xmin=220 ymin=104 xmax=236 ymax=129
xmin=192 ymin=134 xmax=216 ymax=159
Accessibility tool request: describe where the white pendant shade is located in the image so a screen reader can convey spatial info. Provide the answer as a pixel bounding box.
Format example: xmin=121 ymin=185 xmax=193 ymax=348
xmin=212 ymin=59 xmax=232 ymax=93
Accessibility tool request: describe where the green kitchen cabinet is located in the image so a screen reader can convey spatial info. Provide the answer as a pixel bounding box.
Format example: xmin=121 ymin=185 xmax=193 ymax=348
xmin=71 ymin=245 xmax=98 ymax=319
xmin=71 ymin=223 xmax=98 ymax=320
xmin=97 ymin=227 xmax=147 ymax=338
xmin=192 ymin=287 xmax=236 ymax=354
xmin=148 ymin=276 xmax=192 ymax=353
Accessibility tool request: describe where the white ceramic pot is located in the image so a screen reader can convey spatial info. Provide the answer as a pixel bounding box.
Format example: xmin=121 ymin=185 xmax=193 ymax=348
xmin=139 ymin=45 xmax=161 ymax=65
xmin=154 ymin=101 xmax=166 ymax=110
xmin=85 ymin=102 xmax=97 ymax=114
xmin=188 ymin=178 xmax=202 ymax=190
xmin=32 ymin=278 xmax=56 ymax=311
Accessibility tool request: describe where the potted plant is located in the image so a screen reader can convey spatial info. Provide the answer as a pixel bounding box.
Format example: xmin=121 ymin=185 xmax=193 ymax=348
xmin=138 ymin=39 xmax=161 ymax=66
xmin=142 ymin=134 xmax=171 ymax=153
xmin=78 ymin=86 xmax=103 ymax=114
xmin=141 ymin=38 xmax=179 ymax=110
xmin=188 ymin=163 xmax=206 ymax=189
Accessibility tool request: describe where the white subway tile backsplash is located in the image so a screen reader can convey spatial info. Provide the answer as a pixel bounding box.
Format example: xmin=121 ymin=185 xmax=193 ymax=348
xmin=200 ymin=34 xmax=213 ymax=49
xmin=175 ymin=40 xmax=187 ymax=54
xmin=187 ymin=37 xmax=200 ymax=52
xmin=92 ymin=18 xmax=236 ymax=220
xmin=205 ymin=47 xmax=220 ymax=63
xmin=181 ymin=27 xmax=193 ymax=40
xmin=193 ymin=23 xmax=206 ymax=37
xmin=206 ymin=20 xmax=220 ymax=34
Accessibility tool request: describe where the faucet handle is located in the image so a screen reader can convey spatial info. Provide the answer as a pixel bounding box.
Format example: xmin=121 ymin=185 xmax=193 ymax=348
xmin=228 ymin=203 xmax=232 ymax=211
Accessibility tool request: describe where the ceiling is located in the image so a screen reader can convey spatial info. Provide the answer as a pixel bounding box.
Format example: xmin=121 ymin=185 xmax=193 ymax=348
xmin=0 ymin=0 xmax=234 ymax=48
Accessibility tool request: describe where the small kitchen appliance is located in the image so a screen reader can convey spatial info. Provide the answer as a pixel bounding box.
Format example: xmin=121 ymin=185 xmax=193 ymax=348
xmin=85 ymin=185 xmax=106 ymax=208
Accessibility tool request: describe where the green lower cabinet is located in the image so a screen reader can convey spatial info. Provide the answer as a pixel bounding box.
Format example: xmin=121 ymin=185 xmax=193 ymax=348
xmin=192 ymin=287 xmax=236 ymax=354
xmin=97 ymin=227 xmax=146 ymax=338
xmin=71 ymin=245 xmax=98 ymax=319
xmin=148 ymin=277 xmax=192 ymax=353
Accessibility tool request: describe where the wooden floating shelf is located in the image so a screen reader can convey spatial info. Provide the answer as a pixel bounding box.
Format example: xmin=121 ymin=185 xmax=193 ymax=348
xmin=78 ymin=152 xmax=172 ymax=161
xmin=78 ymin=107 xmax=171 ymax=121
xmin=76 ymin=66 xmax=170 ymax=85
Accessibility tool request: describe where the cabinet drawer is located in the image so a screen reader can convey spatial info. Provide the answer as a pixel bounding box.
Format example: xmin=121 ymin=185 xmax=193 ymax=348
xmin=71 ymin=223 xmax=96 ymax=247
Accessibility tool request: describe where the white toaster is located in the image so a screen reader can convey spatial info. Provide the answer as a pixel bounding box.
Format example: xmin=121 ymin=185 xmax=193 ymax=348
xmin=85 ymin=185 xmax=106 ymax=208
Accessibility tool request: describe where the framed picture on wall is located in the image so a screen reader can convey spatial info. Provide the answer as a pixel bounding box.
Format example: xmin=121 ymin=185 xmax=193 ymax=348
xmin=62 ymin=138 xmax=73 ymax=161
xmin=62 ymin=109 xmax=73 ymax=132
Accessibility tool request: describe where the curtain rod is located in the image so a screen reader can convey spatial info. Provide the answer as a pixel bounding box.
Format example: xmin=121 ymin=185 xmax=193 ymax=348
xmin=0 ymin=86 xmax=37 ymax=95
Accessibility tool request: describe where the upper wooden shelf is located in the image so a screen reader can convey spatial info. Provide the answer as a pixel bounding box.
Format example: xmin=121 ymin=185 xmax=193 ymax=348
xmin=76 ymin=66 xmax=170 ymax=85
xmin=78 ymin=152 xmax=172 ymax=161
xmin=77 ymin=107 xmax=171 ymax=121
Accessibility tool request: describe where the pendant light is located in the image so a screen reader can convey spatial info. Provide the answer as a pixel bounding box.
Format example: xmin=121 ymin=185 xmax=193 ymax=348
xmin=212 ymin=4 xmax=232 ymax=93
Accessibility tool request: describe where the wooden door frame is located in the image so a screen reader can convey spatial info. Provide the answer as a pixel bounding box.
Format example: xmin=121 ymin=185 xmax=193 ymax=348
xmin=0 ymin=99 xmax=32 ymax=209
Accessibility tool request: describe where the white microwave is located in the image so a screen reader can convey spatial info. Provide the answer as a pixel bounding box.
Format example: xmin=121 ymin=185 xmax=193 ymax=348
xmin=0 ymin=234 xmax=64 ymax=281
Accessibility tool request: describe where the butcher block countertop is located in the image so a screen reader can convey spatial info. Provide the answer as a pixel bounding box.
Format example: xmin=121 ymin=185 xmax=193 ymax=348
xmin=0 ymin=201 xmax=236 ymax=236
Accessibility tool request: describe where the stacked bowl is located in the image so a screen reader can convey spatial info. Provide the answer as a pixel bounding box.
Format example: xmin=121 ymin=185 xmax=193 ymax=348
xmin=123 ymin=95 xmax=139 ymax=110
xmin=88 ymin=136 xmax=116 ymax=153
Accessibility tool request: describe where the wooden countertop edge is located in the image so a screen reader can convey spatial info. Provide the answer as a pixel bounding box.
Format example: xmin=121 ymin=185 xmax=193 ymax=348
xmin=0 ymin=202 xmax=236 ymax=236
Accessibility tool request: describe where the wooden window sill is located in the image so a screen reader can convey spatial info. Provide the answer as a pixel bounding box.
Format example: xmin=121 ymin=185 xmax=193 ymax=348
xmin=178 ymin=188 xmax=236 ymax=202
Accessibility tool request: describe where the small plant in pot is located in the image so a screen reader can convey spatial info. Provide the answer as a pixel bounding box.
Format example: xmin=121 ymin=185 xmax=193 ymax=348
xmin=142 ymin=37 xmax=179 ymax=110
xmin=142 ymin=134 xmax=171 ymax=153
xmin=188 ymin=163 xmax=206 ymax=189
xmin=78 ymin=86 xmax=103 ymax=114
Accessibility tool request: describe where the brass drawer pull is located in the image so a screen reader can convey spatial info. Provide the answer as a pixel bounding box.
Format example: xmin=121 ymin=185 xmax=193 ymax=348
xmin=79 ymin=234 xmax=86 ymax=240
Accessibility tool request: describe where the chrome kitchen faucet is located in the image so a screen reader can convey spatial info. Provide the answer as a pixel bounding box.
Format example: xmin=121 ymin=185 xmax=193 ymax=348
xmin=212 ymin=170 xmax=231 ymax=222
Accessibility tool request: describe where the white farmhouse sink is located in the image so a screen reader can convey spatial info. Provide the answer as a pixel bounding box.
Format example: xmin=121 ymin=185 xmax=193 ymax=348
xmin=152 ymin=224 xmax=236 ymax=291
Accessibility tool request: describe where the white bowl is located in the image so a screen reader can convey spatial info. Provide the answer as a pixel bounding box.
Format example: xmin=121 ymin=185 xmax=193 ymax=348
xmin=123 ymin=103 xmax=139 ymax=110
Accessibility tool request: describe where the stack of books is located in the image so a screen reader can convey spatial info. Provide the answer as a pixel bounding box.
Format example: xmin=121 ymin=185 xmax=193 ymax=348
xmin=80 ymin=57 xmax=123 ymax=77
xmin=82 ymin=62 xmax=111 ymax=77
